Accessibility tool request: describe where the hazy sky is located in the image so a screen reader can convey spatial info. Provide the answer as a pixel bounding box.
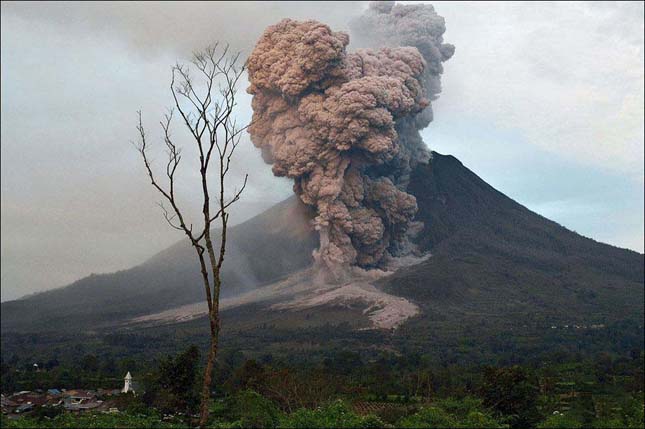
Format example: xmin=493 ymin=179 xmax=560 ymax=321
xmin=1 ymin=1 xmax=643 ymax=302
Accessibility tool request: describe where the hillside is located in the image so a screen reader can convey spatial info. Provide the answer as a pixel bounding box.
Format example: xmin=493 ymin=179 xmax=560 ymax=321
xmin=0 ymin=196 xmax=318 ymax=333
xmin=2 ymin=152 xmax=643 ymax=364
xmin=210 ymin=153 xmax=644 ymax=363
xmin=384 ymin=153 xmax=644 ymax=320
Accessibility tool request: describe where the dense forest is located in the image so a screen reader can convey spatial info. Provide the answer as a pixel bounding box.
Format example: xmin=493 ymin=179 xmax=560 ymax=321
xmin=3 ymin=342 xmax=643 ymax=428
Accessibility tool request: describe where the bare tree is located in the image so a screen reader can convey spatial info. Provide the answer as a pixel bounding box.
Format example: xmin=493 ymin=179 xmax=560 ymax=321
xmin=135 ymin=43 xmax=247 ymax=427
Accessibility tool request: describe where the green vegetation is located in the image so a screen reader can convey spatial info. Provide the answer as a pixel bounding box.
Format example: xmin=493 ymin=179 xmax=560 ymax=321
xmin=1 ymin=398 xmax=504 ymax=428
xmin=276 ymin=400 xmax=385 ymax=428
xmin=4 ymin=390 xmax=642 ymax=428
xmin=1 ymin=412 xmax=186 ymax=428
xmin=142 ymin=345 xmax=201 ymax=415
xmin=480 ymin=366 xmax=541 ymax=428
xmin=2 ymin=344 xmax=643 ymax=428
xmin=397 ymin=398 xmax=505 ymax=428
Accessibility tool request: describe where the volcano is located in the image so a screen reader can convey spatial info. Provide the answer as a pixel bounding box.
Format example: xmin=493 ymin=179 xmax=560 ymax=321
xmin=2 ymin=153 xmax=643 ymax=361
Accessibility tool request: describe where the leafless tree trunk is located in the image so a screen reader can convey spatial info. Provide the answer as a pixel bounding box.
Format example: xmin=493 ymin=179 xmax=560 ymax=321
xmin=135 ymin=44 xmax=247 ymax=427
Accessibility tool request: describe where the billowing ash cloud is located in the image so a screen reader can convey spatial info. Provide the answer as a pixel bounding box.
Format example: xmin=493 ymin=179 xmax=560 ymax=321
xmin=247 ymin=2 xmax=453 ymax=280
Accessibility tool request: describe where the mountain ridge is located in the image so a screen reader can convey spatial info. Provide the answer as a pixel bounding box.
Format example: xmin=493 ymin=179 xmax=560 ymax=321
xmin=2 ymin=152 xmax=642 ymax=338
xmin=379 ymin=153 xmax=643 ymax=324
xmin=0 ymin=195 xmax=318 ymax=333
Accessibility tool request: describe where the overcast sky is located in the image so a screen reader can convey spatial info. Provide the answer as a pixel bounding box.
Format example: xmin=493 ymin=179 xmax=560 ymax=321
xmin=1 ymin=1 xmax=643 ymax=302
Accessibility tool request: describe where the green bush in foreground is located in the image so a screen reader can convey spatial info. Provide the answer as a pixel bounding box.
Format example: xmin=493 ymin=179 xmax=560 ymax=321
xmin=3 ymin=392 xmax=640 ymax=428
xmin=398 ymin=397 xmax=507 ymax=428
xmin=537 ymin=413 xmax=583 ymax=428
xmin=225 ymin=390 xmax=281 ymax=428
xmin=1 ymin=412 xmax=187 ymax=428
xmin=278 ymin=400 xmax=386 ymax=429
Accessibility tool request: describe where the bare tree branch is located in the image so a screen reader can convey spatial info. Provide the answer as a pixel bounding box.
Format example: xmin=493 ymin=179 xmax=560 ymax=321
xmin=135 ymin=43 xmax=247 ymax=427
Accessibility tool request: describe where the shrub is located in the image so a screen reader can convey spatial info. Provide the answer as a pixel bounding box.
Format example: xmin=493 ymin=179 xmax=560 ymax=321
xmin=398 ymin=406 xmax=457 ymax=428
xmin=398 ymin=397 xmax=507 ymax=428
xmin=375 ymin=405 xmax=415 ymax=424
xmin=280 ymin=400 xmax=387 ymax=428
xmin=1 ymin=412 xmax=188 ymax=428
xmin=226 ymin=390 xmax=280 ymax=429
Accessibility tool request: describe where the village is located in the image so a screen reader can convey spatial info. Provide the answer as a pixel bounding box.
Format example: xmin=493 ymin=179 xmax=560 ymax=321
xmin=1 ymin=372 xmax=135 ymax=419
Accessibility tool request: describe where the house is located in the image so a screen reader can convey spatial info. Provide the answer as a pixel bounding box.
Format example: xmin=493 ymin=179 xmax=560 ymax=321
xmin=9 ymin=391 xmax=50 ymax=407
xmin=64 ymin=401 xmax=104 ymax=412
xmin=63 ymin=390 xmax=103 ymax=412
xmin=97 ymin=388 xmax=121 ymax=397
xmin=2 ymin=387 xmax=122 ymax=415
xmin=64 ymin=390 xmax=95 ymax=404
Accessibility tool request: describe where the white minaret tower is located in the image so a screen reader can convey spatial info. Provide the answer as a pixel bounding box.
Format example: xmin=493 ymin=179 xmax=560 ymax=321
xmin=122 ymin=371 xmax=133 ymax=393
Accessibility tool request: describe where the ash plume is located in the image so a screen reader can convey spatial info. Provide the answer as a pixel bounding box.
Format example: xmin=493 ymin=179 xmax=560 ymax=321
xmin=247 ymin=2 xmax=453 ymax=280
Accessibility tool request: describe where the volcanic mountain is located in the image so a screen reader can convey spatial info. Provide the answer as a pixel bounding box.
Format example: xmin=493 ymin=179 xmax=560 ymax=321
xmin=2 ymin=153 xmax=643 ymax=362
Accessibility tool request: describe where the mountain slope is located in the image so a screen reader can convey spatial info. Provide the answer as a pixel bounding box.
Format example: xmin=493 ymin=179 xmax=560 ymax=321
xmin=382 ymin=153 xmax=643 ymax=313
xmin=0 ymin=197 xmax=318 ymax=332
xmin=1 ymin=153 xmax=642 ymax=343
xmin=210 ymin=154 xmax=642 ymax=361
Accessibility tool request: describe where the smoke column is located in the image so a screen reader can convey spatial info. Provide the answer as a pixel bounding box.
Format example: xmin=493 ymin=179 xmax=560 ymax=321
xmin=247 ymin=1 xmax=453 ymax=280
